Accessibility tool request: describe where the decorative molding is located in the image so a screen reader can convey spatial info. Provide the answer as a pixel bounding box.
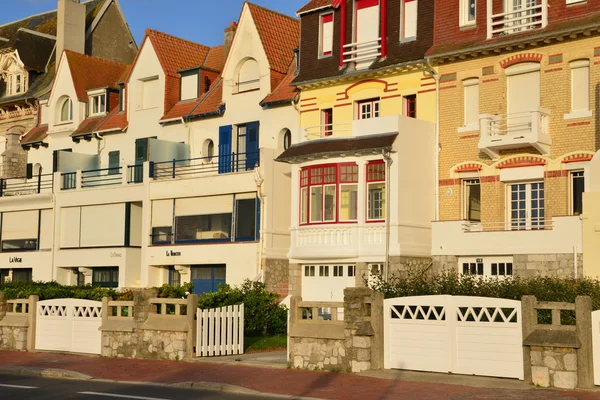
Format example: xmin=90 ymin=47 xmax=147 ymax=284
xmin=499 ymin=53 xmax=543 ymax=69
xmin=495 ymin=156 xmax=546 ymax=169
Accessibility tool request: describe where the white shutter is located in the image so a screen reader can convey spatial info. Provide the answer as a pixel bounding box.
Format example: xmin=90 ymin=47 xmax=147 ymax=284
xmin=39 ymin=209 xmax=53 ymax=250
xmin=322 ymin=15 xmax=334 ymax=55
xmin=60 ymin=207 xmax=81 ymax=248
xmin=175 ymin=195 xmax=234 ymax=216
xmin=403 ymin=0 xmax=418 ymax=39
xmin=2 ymin=210 xmax=38 ymax=240
xmin=571 ymin=61 xmax=590 ymax=112
xmin=80 ymin=204 xmax=125 ymax=247
xmin=152 ymin=199 xmax=174 ymax=227
xmin=508 ymin=70 xmax=540 ymax=115
xmin=464 ymin=79 xmax=479 ymax=126
xmin=181 ymin=74 xmax=199 ymax=101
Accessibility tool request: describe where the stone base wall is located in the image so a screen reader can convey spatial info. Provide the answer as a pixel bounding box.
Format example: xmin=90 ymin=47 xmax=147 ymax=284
xmin=389 ymin=256 xmax=434 ymax=277
xmin=431 ymin=255 xmax=458 ymax=274
xmin=291 ymin=337 xmax=346 ymax=371
xmin=514 ymin=254 xmax=583 ymax=278
xmin=0 ymin=326 xmax=27 ymax=351
xmin=264 ymin=258 xmax=289 ymax=298
xmin=530 ymin=346 xmax=578 ymax=389
xmin=288 ymin=263 xmax=302 ymax=297
xmin=102 ymin=329 xmax=188 ymax=361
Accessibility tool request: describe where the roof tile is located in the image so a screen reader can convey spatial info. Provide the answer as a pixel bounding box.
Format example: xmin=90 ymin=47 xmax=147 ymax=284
xmin=147 ymin=29 xmax=211 ymax=78
xmin=20 ymin=125 xmax=48 ymax=145
xmin=261 ymin=60 xmax=298 ymax=106
xmin=297 ymin=0 xmax=333 ymax=15
xmin=64 ymin=50 xmax=128 ymax=101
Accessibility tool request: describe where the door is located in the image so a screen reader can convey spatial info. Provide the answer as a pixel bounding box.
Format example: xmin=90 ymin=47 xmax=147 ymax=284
xmin=355 ymin=0 xmax=380 ymax=69
xmin=245 ymin=121 xmax=259 ymax=170
xmin=191 ymin=265 xmax=226 ymax=295
xmin=218 ymin=125 xmax=233 ymax=174
xmin=135 ymin=138 xmax=149 ymax=164
xmin=108 ymin=151 xmax=120 ymax=175
xmin=509 ymin=182 xmax=544 ymax=230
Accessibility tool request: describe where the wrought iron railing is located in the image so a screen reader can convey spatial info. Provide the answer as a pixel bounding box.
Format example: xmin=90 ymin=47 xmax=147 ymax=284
xmin=61 ymin=172 xmax=77 ymax=190
xmin=150 ymin=152 xmax=260 ymax=180
xmin=128 ymin=164 xmax=144 ymax=184
xmin=81 ymin=167 xmax=123 ymax=188
xmin=0 ymin=173 xmax=53 ymax=197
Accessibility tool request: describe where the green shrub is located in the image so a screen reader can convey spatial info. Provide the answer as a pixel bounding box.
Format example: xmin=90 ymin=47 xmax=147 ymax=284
xmin=370 ymin=270 xmax=600 ymax=310
xmin=197 ymin=280 xmax=287 ymax=336
xmin=154 ymin=282 xmax=194 ymax=298
xmin=0 ymin=281 xmax=131 ymax=301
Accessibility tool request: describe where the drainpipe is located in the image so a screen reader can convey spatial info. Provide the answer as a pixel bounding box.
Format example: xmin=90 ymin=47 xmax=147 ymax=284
xmin=574 ymin=245 xmax=578 ymax=279
xmin=382 ymin=150 xmax=393 ymax=281
xmin=180 ymin=117 xmax=191 ymax=151
xmin=94 ymin=132 xmax=106 ymax=155
xmin=255 ymin=167 xmax=266 ymax=282
xmin=423 ymin=59 xmax=441 ymax=221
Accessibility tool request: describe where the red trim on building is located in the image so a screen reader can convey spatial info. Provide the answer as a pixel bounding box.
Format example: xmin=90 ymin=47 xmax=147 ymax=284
xmin=300 ymin=97 xmax=317 ymax=102
xmin=459 ymin=134 xmax=479 ymax=140
xmin=420 ymin=82 xmax=436 ymax=87
xmin=482 ymin=78 xmax=500 ymax=83
xmin=340 ymin=0 xmax=347 ymax=67
xmin=439 ymin=178 xmax=460 ymax=186
xmin=300 ymin=108 xmax=320 ymax=114
xmin=562 ymin=154 xmax=593 ymax=163
xmin=480 ymin=175 xmax=500 ymax=183
xmin=381 ymin=0 xmax=387 ymax=58
xmin=300 ymin=103 xmax=317 ymax=107
xmin=418 ymin=88 xmax=436 ymax=94
xmin=440 ymin=85 xmax=457 ymax=90
xmin=381 ymin=93 xmax=403 ymax=99
xmin=334 ymin=102 xmax=352 ymax=108
xmin=499 ymin=53 xmax=543 ymax=69
xmin=544 ymin=67 xmax=563 ymax=73
xmin=567 ymin=121 xmax=591 ymax=127
xmin=454 ymin=163 xmax=482 ymax=173
xmin=338 ymin=79 xmax=397 ymax=100
xmin=496 ymin=156 xmax=546 ymax=169
xmin=545 ymin=170 xmax=568 ymax=178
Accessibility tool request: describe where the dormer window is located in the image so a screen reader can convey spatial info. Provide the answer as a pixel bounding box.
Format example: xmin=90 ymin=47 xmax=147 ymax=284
xmin=180 ymin=70 xmax=200 ymax=101
xmin=8 ymin=72 xmax=27 ymax=96
xmin=236 ymin=58 xmax=260 ymax=93
xmin=1 ymin=54 xmax=28 ymax=97
xmin=90 ymin=93 xmax=107 ymax=116
xmin=59 ymin=97 xmax=73 ymax=122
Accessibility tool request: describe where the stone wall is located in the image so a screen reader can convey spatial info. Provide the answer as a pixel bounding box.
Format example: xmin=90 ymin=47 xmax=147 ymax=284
xmin=291 ymin=337 xmax=346 ymax=370
xmin=530 ymin=347 xmax=578 ymax=389
xmin=264 ymin=258 xmax=289 ymax=298
xmin=389 ymin=256 xmax=434 ymax=278
xmin=0 ymin=293 xmax=36 ymax=352
xmin=431 ymin=255 xmax=458 ymax=274
xmin=102 ymin=330 xmax=187 ymax=361
xmin=288 ymin=263 xmax=302 ymax=297
xmin=514 ymin=254 xmax=583 ymax=278
xmin=0 ymin=326 xmax=27 ymax=351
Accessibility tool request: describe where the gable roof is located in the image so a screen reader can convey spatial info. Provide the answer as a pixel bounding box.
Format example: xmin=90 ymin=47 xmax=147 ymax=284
xmin=297 ymin=0 xmax=333 ymax=15
xmin=246 ymin=3 xmax=300 ymax=75
xmin=261 ymin=60 xmax=298 ymax=106
xmin=146 ymin=29 xmax=211 ymax=78
xmin=203 ymin=45 xmax=226 ymax=72
xmin=63 ymin=50 xmax=128 ymax=101
xmin=20 ymin=124 xmax=48 ymax=146
xmin=189 ymin=78 xmax=224 ymax=118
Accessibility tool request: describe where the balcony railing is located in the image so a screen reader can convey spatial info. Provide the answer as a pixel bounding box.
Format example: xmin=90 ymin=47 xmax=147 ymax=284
xmin=463 ymin=219 xmax=554 ymax=232
xmin=128 ymin=164 xmax=144 ymax=184
xmin=342 ymin=38 xmax=381 ymax=66
xmin=81 ymin=167 xmax=123 ymax=188
xmin=150 ymin=152 xmax=259 ymax=180
xmin=479 ymin=108 xmax=551 ymax=159
xmin=0 ymin=173 xmax=53 ymax=197
xmin=487 ymin=0 xmax=547 ymax=39
xmin=303 ymin=123 xmax=352 ymax=139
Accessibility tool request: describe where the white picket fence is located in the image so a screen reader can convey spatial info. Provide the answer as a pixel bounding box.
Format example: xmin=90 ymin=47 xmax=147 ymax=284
xmin=196 ymin=304 xmax=244 ymax=357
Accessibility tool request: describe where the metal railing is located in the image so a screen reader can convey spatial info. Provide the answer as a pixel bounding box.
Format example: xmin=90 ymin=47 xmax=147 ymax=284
xmin=342 ymin=38 xmax=381 ymax=64
xmin=150 ymin=152 xmax=259 ymax=180
xmin=480 ymin=109 xmax=549 ymax=137
xmin=487 ymin=0 xmax=547 ymax=39
xmin=128 ymin=164 xmax=144 ymax=184
xmin=303 ymin=123 xmax=352 ymax=139
xmin=81 ymin=167 xmax=123 ymax=189
xmin=61 ymin=172 xmax=77 ymax=190
xmin=0 ymin=172 xmax=53 ymax=197
xmin=463 ymin=219 xmax=554 ymax=232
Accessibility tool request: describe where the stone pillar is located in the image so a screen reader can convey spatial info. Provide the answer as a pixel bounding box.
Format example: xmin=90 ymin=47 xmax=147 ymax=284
xmin=288 ymin=263 xmax=302 ymax=297
xmin=521 ymin=295 xmax=536 ymax=383
xmin=575 ymin=296 xmax=594 ymax=388
xmin=0 ymin=292 xmax=6 ymax=321
xmin=185 ymin=294 xmax=198 ymax=358
xmin=27 ymin=295 xmax=38 ymax=351
xmin=133 ymin=288 xmax=158 ymax=326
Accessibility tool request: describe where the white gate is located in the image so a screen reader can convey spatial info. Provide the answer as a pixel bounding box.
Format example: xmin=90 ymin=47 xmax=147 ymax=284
xmin=196 ymin=304 xmax=244 ymax=357
xmin=384 ymin=295 xmax=523 ymax=380
xmin=592 ymin=310 xmax=600 ymax=385
xmin=35 ymin=299 xmax=102 ymax=355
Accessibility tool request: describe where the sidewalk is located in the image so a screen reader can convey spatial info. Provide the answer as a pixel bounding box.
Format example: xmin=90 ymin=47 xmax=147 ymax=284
xmin=0 ymin=351 xmax=599 ymax=400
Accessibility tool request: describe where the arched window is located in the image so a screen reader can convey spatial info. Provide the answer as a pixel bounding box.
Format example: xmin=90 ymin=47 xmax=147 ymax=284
xmin=203 ymin=139 xmax=215 ymax=162
xmin=282 ymin=129 xmax=292 ymax=150
xmin=59 ymin=97 xmax=73 ymax=122
xmin=236 ymin=58 xmax=260 ymax=92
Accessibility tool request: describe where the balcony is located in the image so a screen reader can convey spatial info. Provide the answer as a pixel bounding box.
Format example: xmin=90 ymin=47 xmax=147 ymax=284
xmin=149 ymin=152 xmax=259 ymax=181
xmin=478 ymin=108 xmax=551 ymax=160
xmin=301 ymin=114 xmax=432 ymax=140
xmin=487 ymin=0 xmax=548 ymax=39
xmin=432 ymin=216 xmax=582 ymax=257
xmin=0 ymin=173 xmax=53 ymax=197
xmin=342 ymin=38 xmax=381 ymax=69
xmin=60 ymin=165 xmax=144 ymax=191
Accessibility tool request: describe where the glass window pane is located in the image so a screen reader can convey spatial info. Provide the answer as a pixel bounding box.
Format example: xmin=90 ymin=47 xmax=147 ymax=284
xmin=324 ymin=185 xmax=336 ymax=221
xmin=301 ymin=187 xmax=308 ymax=223
xmin=572 ymin=172 xmax=584 ymax=215
xmin=340 ymin=184 xmax=358 ymax=221
xmin=310 ymin=186 xmax=323 ymax=222
xmin=235 ymin=198 xmax=256 ymax=240
xmin=368 ymin=183 xmax=386 ymax=220
xmin=175 ymin=214 xmax=232 ymax=241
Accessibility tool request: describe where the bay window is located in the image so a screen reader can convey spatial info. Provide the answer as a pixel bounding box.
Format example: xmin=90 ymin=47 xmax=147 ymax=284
xmin=339 ymin=164 xmax=358 ymax=221
xmin=367 ymin=161 xmax=386 ymax=221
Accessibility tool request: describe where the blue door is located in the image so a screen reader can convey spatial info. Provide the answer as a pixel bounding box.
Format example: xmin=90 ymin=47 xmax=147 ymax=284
xmin=218 ymin=125 xmax=233 ymax=174
xmin=245 ymin=121 xmax=259 ymax=170
xmin=191 ymin=265 xmax=226 ymax=295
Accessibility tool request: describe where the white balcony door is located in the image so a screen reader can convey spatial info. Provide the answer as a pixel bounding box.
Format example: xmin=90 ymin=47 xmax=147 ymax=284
xmin=509 ymin=182 xmax=544 ymax=230
xmin=507 ymin=0 xmax=536 ymax=31
xmin=355 ymin=0 xmax=380 ymax=69
xmin=507 ymin=69 xmax=540 ymax=133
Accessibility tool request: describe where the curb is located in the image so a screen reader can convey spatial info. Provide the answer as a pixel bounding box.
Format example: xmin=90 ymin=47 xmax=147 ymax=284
xmin=0 ymin=366 xmax=323 ymax=400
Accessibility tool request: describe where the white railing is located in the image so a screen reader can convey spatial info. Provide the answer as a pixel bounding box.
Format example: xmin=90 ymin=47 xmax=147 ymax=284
xmin=487 ymin=0 xmax=547 ymax=39
xmin=342 ymin=38 xmax=381 ymax=64
xmin=303 ymin=123 xmax=352 ymax=139
xmin=480 ymin=110 xmax=549 ymax=138
xmin=463 ymin=219 xmax=554 ymax=232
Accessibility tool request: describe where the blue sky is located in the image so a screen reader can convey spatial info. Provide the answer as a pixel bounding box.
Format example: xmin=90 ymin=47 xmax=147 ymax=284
xmin=2 ymin=0 xmax=307 ymax=47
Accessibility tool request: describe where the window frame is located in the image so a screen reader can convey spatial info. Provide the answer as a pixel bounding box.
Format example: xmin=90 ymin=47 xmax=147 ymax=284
xmin=59 ymin=97 xmax=73 ymax=123
xmin=570 ymin=170 xmax=585 ymax=216
xmin=319 ymin=12 xmax=334 ymax=58
xmin=400 ymin=0 xmax=418 ymax=41
xmin=357 ymin=98 xmax=380 ymax=120
xmin=459 ymin=0 xmax=477 ymax=27
xmin=403 ymin=94 xmax=417 ymax=118
xmin=462 ymin=178 xmax=481 ymax=222
xmin=463 ymin=78 xmax=479 ymax=127
xmin=366 ymin=160 xmax=386 ymax=222
xmin=570 ymin=59 xmax=590 ymax=115
xmin=90 ymin=93 xmax=107 ymax=116
xmin=321 ymin=108 xmax=333 ymax=136
xmin=92 ymin=267 xmax=119 ymax=288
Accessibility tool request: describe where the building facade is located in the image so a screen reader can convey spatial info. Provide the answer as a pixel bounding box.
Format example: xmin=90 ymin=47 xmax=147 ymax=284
xmin=428 ymin=0 xmax=600 ymax=277
xmin=280 ymin=0 xmax=437 ymax=303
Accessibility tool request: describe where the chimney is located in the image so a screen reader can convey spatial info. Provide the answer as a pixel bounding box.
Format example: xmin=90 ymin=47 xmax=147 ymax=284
xmin=56 ymin=0 xmax=85 ymax=67
xmin=224 ymin=22 xmax=237 ymax=61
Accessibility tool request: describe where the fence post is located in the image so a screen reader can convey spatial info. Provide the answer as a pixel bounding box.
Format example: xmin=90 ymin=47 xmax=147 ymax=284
xmin=0 ymin=292 xmax=6 ymax=321
xmin=37 ymin=169 xmax=42 ymax=193
xmin=27 ymin=295 xmax=38 ymax=351
xmin=575 ymin=296 xmax=594 ymax=388
xmin=186 ymin=294 xmax=198 ymax=358
xmin=0 ymin=178 xmax=4 ymax=197
xmin=521 ymin=295 xmax=536 ymax=384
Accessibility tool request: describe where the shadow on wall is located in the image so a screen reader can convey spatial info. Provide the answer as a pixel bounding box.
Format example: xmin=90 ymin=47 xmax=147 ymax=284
xmin=595 ymin=83 xmax=600 ymax=151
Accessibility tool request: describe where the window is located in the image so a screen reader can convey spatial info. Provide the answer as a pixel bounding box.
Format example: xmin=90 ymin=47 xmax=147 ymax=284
xmin=300 ymin=163 xmax=358 ymax=224
xmin=401 ymin=0 xmax=418 ymax=40
xmin=90 ymin=93 xmax=107 ymax=115
xmin=358 ymin=98 xmax=380 ymax=120
xmin=463 ymin=79 xmax=479 ymax=127
xmin=319 ymin=265 xmax=329 ymax=277
xmin=151 ymin=226 xmax=172 ymax=244
xmin=367 ymin=161 xmax=386 ymax=221
xmin=460 ymin=257 xmax=513 ymax=277
xmin=59 ymin=98 xmax=73 ymax=122
xmin=204 ymin=76 xmax=211 ymax=93
xmin=283 ymin=129 xmax=292 ymax=150
xmin=190 ymin=265 xmax=226 ymax=295
xmin=570 ymin=60 xmax=590 ymax=114
xmin=12 ymin=269 xmax=32 ymax=282
xmin=347 ymin=265 xmax=356 ymax=277
xmin=320 ymin=13 xmax=334 ymax=57
xmin=203 ymin=139 xmax=215 ymax=161
xmin=322 ymin=109 xmax=333 ymax=136
xmin=119 ymin=84 xmax=125 ymax=112
xmin=459 ymin=0 xmax=476 ymax=27
xmin=404 ymin=94 xmax=416 ymax=118
xmin=462 ymin=261 xmax=484 ymax=276
xmin=108 ymin=151 xmax=120 ymax=175
xmin=571 ymin=171 xmax=584 ymax=216
xmin=181 ymin=72 xmax=199 ymax=101
xmin=7 ymin=72 xmax=27 ymax=96
xmin=235 ymin=198 xmax=257 ymax=241
xmin=140 ymin=77 xmax=159 ymax=109
xmin=509 ymin=182 xmax=545 ymax=230
xmin=491 ymin=262 xmax=513 ymax=277
xmin=463 ymin=179 xmax=481 ymax=222
xmin=92 ymin=267 xmax=119 ymax=288
xmin=304 ymin=265 xmax=315 ymax=277
xmin=168 ymin=267 xmax=181 ymax=286
xmin=0 ymin=269 xmax=8 ymax=283
xmin=175 ymin=214 xmax=232 ymax=242
xmin=333 ymin=265 xmax=344 ymax=277
xmin=236 ymin=58 xmax=260 ymax=92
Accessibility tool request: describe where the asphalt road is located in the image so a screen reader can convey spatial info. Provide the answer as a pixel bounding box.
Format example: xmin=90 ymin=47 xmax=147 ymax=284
xmin=0 ymin=374 xmax=284 ymax=400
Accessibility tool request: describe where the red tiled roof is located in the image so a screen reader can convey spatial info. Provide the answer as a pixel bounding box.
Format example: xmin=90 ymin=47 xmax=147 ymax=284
xmin=64 ymin=50 xmax=128 ymax=101
xmin=190 ymin=78 xmax=224 ymax=118
xmin=204 ymin=45 xmax=226 ymax=72
xmin=261 ymin=60 xmax=298 ymax=106
xmin=161 ymin=99 xmax=204 ymax=122
xmin=71 ymin=116 xmax=105 ymax=137
xmin=147 ymin=29 xmax=211 ymax=78
xmin=297 ymin=0 xmax=333 ymax=15
xmin=20 ymin=125 xmax=48 ymax=145
xmin=247 ymin=3 xmax=300 ymax=75
xmin=96 ymin=108 xmax=128 ymax=133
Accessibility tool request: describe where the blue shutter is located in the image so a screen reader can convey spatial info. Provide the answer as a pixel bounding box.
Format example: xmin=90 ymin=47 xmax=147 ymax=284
xmin=218 ymin=125 xmax=233 ymax=174
xmin=245 ymin=121 xmax=259 ymax=170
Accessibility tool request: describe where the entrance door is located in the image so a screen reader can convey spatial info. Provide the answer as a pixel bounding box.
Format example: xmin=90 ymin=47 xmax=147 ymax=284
xmin=509 ymin=182 xmax=544 ymax=230
xmin=191 ymin=265 xmax=226 ymax=295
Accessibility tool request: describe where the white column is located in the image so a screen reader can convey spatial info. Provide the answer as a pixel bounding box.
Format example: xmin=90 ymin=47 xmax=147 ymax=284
xmin=357 ymin=159 xmax=368 ymax=254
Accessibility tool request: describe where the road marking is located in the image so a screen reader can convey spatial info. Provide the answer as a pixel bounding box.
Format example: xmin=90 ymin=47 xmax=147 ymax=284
xmin=77 ymin=392 xmax=171 ymax=400
xmin=0 ymin=383 xmax=38 ymax=389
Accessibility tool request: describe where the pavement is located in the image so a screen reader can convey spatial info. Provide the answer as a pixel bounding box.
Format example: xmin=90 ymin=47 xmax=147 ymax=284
xmin=1 ymin=350 xmax=600 ymax=400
